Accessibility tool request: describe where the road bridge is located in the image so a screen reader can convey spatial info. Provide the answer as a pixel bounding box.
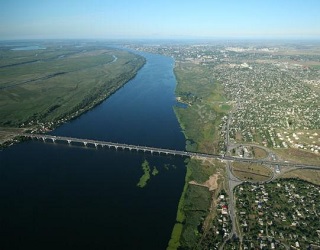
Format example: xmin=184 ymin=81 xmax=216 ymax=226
xmin=21 ymin=133 xmax=199 ymax=157
xmin=19 ymin=133 xmax=320 ymax=169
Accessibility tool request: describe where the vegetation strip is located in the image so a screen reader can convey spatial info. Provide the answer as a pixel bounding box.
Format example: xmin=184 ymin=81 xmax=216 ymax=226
xmin=137 ymin=160 xmax=151 ymax=188
xmin=166 ymin=56 xmax=231 ymax=249
xmin=0 ymin=44 xmax=145 ymax=146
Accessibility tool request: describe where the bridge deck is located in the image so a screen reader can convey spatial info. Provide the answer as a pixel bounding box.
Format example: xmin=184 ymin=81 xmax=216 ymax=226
xmin=20 ymin=133 xmax=320 ymax=169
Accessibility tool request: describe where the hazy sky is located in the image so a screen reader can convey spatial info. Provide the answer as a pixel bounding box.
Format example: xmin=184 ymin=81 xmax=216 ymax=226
xmin=1 ymin=0 xmax=320 ymax=40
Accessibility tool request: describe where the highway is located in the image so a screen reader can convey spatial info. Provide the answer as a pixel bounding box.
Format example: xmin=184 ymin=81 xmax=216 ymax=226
xmin=18 ymin=133 xmax=320 ymax=170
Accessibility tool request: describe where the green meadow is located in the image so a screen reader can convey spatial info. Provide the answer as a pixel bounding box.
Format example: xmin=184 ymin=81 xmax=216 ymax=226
xmin=174 ymin=62 xmax=229 ymax=154
xmin=168 ymin=61 xmax=229 ymax=249
xmin=0 ymin=43 xmax=145 ymax=129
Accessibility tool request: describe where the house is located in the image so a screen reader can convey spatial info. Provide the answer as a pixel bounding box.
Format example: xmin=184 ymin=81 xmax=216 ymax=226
xmin=222 ymin=205 xmax=228 ymax=215
xmin=271 ymin=242 xmax=275 ymax=249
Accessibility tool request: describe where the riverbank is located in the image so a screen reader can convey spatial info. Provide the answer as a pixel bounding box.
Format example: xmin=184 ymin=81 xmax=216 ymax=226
xmin=0 ymin=127 xmax=32 ymax=148
xmin=168 ymin=60 xmax=230 ymax=249
xmin=173 ymin=61 xmax=230 ymax=154
xmin=0 ymin=49 xmax=187 ymax=250
xmin=0 ymin=46 xmax=145 ymax=147
xmin=167 ymin=157 xmax=226 ymax=249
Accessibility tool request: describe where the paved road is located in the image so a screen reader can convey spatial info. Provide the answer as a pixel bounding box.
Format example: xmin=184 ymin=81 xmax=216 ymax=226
xmin=220 ymin=109 xmax=242 ymax=247
xmin=13 ymin=132 xmax=320 ymax=169
xmin=0 ymin=131 xmax=315 ymax=166
xmin=226 ymin=161 xmax=243 ymax=239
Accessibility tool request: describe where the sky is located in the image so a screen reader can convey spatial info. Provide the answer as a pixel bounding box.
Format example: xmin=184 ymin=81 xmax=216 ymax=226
xmin=1 ymin=0 xmax=320 ymax=40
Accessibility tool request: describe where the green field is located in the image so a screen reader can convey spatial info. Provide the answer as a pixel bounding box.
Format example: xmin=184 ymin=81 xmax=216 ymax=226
xmin=311 ymin=64 xmax=320 ymax=69
xmin=0 ymin=42 xmax=145 ymax=131
xmin=167 ymin=61 xmax=231 ymax=249
xmin=167 ymin=158 xmax=225 ymax=250
xmin=281 ymin=169 xmax=320 ymax=185
xmin=274 ymin=148 xmax=320 ymax=166
xmin=167 ymin=159 xmax=213 ymax=249
xmin=232 ymin=162 xmax=272 ymax=182
xmin=174 ymin=62 xmax=229 ymax=154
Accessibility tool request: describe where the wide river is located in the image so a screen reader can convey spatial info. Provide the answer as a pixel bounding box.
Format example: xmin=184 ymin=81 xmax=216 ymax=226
xmin=0 ymin=50 xmax=186 ymax=249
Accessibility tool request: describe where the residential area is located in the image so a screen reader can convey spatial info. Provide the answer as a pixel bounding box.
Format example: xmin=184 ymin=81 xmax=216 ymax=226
xmin=131 ymin=43 xmax=320 ymax=156
xmin=131 ymin=43 xmax=320 ymax=249
xmin=235 ymin=179 xmax=320 ymax=249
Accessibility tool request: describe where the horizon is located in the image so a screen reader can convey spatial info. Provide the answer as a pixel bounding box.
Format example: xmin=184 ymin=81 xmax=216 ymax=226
xmin=1 ymin=0 xmax=320 ymax=40
xmin=1 ymin=37 xmax=320 ymax=44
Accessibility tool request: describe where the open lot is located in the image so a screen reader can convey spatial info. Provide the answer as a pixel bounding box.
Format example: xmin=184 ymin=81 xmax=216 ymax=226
xmin=281 ymin=169 xmax=320 ymax=185
xmin=232 ymin=162 xmax=272 ymax=182
xmin=274 ymin=148 xmax=320 ymax=166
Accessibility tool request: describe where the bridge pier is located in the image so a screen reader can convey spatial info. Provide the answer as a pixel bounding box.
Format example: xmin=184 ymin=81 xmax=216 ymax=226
xmin=83 ymin=142 xmax=87 ymax=146
xmin=67 ymin=140 xmax=71 ymax=144
xmin=94 ymin=143 xmax=98 ymax=148
xmin=51 ymin=138 xmax=56 ymax=143
xmin=42 ymin=137 xmax=46 ymax=142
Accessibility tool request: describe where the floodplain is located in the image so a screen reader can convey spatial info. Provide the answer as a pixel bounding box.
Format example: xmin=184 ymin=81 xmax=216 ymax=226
xmin=0 ymin=41 xmax=145 ymax=145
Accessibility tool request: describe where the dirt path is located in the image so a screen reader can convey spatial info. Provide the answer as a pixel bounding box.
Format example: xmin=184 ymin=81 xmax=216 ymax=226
xmin=189 ymin=173 xmax=218 ymax=191
xmin=189 ymin=173 xmax=223 ymax=245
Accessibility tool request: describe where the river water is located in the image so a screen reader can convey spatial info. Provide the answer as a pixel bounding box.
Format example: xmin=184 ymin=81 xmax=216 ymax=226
xmin=0 ymin=51 xmax=186 ymax=249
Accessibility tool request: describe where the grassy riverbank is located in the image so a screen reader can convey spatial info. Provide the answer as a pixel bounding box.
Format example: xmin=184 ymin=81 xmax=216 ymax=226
xmin=167 ymin=158 xmax=225 ymax=250
xmin=0 ymin=42 xmax=145 ymax=145
xmin=168 ymin=61 xmax=229 ymax=249
xmin=173 ymin=62 xmax=230 ymax=154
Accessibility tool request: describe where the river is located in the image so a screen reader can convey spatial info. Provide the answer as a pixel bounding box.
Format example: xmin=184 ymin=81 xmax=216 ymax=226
xmin=0 ymin=50 xmax=186 ymax=249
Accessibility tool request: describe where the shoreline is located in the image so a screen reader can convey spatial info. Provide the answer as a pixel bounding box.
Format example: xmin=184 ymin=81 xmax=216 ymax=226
xmin=0 ymin=54 xmax=146 ymax=149
xmin=168 ymin=60 xmax=228 ymax=249
xmin=167 ymin=160 xmax=191 ymax=250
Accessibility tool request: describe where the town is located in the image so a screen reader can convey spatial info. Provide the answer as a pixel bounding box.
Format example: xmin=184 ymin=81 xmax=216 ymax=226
xmin=130 ymin=42 xmax=320 ymax=156
xmin=130 ymin=42 xmax=320 ymax=249
xmin=235 ymin=179 xmax=320 ymax=249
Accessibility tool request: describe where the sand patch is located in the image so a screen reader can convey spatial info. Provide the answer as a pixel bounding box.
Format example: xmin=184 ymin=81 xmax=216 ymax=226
xmin=189 ymin=173 xmax=219 ymax=191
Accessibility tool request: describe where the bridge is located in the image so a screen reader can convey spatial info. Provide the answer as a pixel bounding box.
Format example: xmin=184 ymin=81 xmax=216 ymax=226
xmin=19 ymin=133 xmax=320 ymax=169
xmin=21 ymin=133 xmax=199 ymax=157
